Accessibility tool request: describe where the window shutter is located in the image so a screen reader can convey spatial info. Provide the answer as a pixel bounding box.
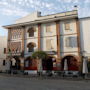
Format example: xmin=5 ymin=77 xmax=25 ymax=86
xmin=71 ymin=37 xmax=77 ymax=47
xmin=69 ymin=37 xmax=73 ymax=47
xmin=4 ymin=48 xmax=6 ymax=54
xmin=51 ymin=39 xmax=54 ymax=49
xmin=66 ymin=37 xmax=77 ymax=48
xmin=46 ymin=24 xmax=51 ymax=32
xmin=65 ymin=22 xmax=70 ymax=30
xmin=65 ymin=37 xmax=70 ymax=47
xmin=46 ymin=39 xmax=52 ymax=50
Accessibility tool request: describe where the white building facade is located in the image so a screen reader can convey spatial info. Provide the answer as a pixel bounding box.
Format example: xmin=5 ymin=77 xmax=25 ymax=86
xmin=0 ymin=36 xmax=10 ymax=72
xmin=3 ymin=10 xmax=90 ymax=72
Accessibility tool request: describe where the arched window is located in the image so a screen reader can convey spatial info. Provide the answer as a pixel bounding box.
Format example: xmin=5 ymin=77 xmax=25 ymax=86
xmin=28 ymin=27 xmax=35 ymax=37
xmin=27 ymin=42 xmax=36 ymax=52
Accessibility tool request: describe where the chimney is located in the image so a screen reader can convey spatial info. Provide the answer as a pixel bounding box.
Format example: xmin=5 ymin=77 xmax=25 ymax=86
xmin=36 ymin=11 xmax=41 ymax=17
xmin=74 ymin=5 xmax=78 ymax=11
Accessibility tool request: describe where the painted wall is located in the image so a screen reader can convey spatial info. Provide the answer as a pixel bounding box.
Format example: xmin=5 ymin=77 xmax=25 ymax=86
xmin=40 ymin=22 xmax=57 ymax=51
xmin=24 ymin=25 xmax=38 ymax=57
xmin=0 ymin=36 xmax=10 ymax=71
xmin=60 ymin=19 xmax=79 ymax=57
xmin=80 ymin=18 xmax=90 ymax=57
xmin=0 ymin=36 xmax=7 ymax=59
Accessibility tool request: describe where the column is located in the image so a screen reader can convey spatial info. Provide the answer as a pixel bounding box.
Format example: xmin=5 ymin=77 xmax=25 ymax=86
xmin=56 ymin=21 xmax=61 ymax=62
xmin=7 ymin=28 xmax=11 ymax=54
xmin=22 ymin=26 xmax=26 ymax=55
xmin=21 ymin=26 xmax=26 ymax=70
xmin=76 ymin=18 xmax=82 ymax=71
xmin=38 ymin=23 xmax=41 ymax=51
xmin=76 ymin=18 xmax=81 ymax=59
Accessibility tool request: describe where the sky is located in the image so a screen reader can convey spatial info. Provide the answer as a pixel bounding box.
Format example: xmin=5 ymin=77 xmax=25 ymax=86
xmin=0 ymin=0 xmax=90 ymax=36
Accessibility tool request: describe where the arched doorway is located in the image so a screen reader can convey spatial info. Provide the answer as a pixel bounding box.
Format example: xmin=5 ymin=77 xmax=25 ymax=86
xmin=24 ymin=57 xmax=37 ymax=70
xmin=43 ymin=56 xmax=56 ymax=71
xmin=61 ymin=55 xmax=79 ymax=71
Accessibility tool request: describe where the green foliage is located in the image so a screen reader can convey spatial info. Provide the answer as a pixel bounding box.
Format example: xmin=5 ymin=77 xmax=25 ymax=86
xmin=32 ymin=51 xmax=48 ymax=59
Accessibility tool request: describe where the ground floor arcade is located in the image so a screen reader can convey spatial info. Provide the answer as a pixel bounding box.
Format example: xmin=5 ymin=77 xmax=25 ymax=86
xmin=9 ymin=54 xmax=80 ymax=72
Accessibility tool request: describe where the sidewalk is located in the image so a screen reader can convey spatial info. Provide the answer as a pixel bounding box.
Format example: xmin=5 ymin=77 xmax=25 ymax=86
xmin=0 ymin=73 xmax=90 ymax=81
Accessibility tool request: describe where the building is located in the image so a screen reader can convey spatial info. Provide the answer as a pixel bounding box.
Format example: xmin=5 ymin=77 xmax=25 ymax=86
xmin=3 ymin=10 xmax=90 ymax=73
xmin=0 ymin=36 xmax=10 ymax=72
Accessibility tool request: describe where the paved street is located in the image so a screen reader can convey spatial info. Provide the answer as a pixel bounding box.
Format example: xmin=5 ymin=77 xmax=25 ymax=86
xmin=0 ymin=75 xmax=90 ymax=90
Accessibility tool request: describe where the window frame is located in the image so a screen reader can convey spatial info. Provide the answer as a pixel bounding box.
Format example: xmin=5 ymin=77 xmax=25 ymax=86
xmin=64 ymin=21 xmax=71 ymax=30
xmin=46 ymin=23 xmax=52 ymax=33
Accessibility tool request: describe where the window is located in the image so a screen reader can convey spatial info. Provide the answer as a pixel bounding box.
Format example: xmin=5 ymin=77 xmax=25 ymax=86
xmin=28 ymin=47 xmax=34 ymax=52
xmin=65 ymin=37 xmax=77 ymax=48
xmin=64 ymin=22 xmax=70 ymax=30
xmin=65 ymin=37 xmax=70 ymax=47
xmin=28 ymin=27 xmax=35 ymax=37
xmin=4 ymin=48 xmax=6 ymax=54
xmin=71 ymin=37 xmax=77 ymax=47
xmin=3 ymin=60 xmax=6 ymax=66
xmin=10 ymin=42 xmax=21 ymax=53
xmin=46 ymin=39 xmax=54 ymax=50
xmin=11 ymin=29 xmax=22 ymax=39
xmin=27 ymin=42 xmax=36 ymax=52
xmin=46 ymin=24 xmax=52 ymax=33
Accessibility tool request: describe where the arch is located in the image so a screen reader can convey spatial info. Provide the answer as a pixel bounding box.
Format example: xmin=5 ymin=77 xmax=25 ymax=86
xmin=61 ymin=54 xmax=79 ymax=71
xmin=27 ymin=27 xmax=34 ymax=37
xmin=24 ymin=56 xmax=37 ymax=70
xmin=27 ymin=27 xmax=34 ymax=32
xmin=42 ymin=55 xmax=56 ymax=70
xmin=27 ymin=42 xmax=36 ymax=52
xmin=61 ymin=54 xmax=79 ymax=61
xmin=27 ymin=42 xmax=36 ymax=47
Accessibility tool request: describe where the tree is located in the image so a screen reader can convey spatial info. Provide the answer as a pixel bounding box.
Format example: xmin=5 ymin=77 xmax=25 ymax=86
xmin=32 ymin=51 xmax=48 ymax=60
xmin=32 ymin=51 xmax=48 ymax=76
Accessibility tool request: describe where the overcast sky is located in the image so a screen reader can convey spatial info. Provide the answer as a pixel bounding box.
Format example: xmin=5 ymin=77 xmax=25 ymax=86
xmin=0 ymin=0 xmax=90 ymax=36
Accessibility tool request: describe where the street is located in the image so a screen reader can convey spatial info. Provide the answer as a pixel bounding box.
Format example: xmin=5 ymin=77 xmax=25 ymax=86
xmin=0 ymin=75 xmax=90 ymax=90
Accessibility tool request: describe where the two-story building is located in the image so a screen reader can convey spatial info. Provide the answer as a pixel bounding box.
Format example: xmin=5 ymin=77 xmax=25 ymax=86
xmin=0 ymin=36 xmax=10 ymax=72
xmin=3 ymin=10 xmax=90 ymax=73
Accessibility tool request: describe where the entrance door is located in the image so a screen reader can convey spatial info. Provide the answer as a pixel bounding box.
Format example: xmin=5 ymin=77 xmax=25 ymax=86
xmin=61 ymin=56 xmax=79 ymax=71
xmin=46 ymin=57 xmax=53 ymax=71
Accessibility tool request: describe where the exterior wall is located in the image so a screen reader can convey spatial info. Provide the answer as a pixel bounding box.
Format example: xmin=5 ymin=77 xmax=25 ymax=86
xmin=24 ymin=25 xmax=38 ymax=57
xmin=15 ymin=12 xmax=41 ymax=24
xmin=9 ymin=27 xmax=23 ymax=54
xmin=5 ymin=10 xmax=83 ymax=72
xmin=80 ymin=18 xmax=90 ymax=57
xmin=40 ymin=22 xmax=57 ymax=51
xmin=0 ymin=36 xmax=10 ymax=71
xmin=60 ymin=19 xmax=79 ymax=58
xmin=0 ymin=36 xmax=7 ymax=59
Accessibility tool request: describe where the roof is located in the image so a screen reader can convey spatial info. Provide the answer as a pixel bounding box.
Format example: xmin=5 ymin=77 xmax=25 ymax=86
xmin=3 ymin=10 xmax=78 ymax=29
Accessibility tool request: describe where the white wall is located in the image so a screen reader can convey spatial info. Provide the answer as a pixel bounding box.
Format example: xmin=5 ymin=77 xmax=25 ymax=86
xmin=60 ymin=19 xmax=78 ymax=57
xmin=24 ymin=19 xmax=79 ymax=58
xmin=24 ymin=25 xmax=38 ymax=57
xmin=41 ymin=22 xmax=57 ymax=51
xmin=80 ymin=18 xmax=90 ymax=57
xmin=15 ymin=12 xmax=41 ymax=24
xmin=0 ymin=36 xmax=10 ymax=71
xmin=0 ymin=36 xmax=7 ymax=59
